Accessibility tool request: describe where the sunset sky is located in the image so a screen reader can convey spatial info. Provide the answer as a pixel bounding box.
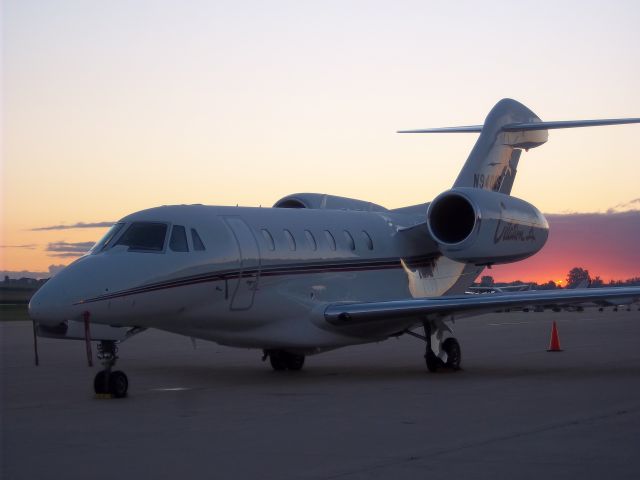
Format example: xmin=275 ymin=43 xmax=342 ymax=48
xmin=490 ymin=209 xmax=640 ymax=284
xmin=2 ymin=1 xmax=639 ymax=279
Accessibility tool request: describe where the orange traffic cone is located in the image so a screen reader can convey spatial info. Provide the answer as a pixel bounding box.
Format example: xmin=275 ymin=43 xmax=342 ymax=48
xmin=547 ymin=321 xmax=563 ymax=352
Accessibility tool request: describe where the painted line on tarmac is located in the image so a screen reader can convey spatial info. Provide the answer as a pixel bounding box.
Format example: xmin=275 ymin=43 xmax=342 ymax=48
xmin=487 ymin=321 xmax=533 ymax=326
xmin=151 ymin=387 xmax=191 ymax=392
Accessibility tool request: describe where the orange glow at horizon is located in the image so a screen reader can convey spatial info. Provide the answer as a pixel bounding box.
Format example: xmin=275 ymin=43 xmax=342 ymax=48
xmin=490 ymin=211 xmax=640 ymax=284
xmin=491 ymin=259 xmax=636 ymax=285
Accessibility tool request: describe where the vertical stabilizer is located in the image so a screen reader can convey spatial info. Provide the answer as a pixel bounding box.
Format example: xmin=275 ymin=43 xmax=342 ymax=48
xmin=452 ymin=98 xmax=547 ymax=195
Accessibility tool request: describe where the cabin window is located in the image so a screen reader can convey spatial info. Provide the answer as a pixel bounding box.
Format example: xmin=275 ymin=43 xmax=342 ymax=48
xmin=90 ymin=222 xmax=126 ymax=253
xmin=324 ymin=230 xmax=336 ymax=251
xmin=284 ymin=229 xmax=296 ymax=251
xmin=170 ymin=225 xmax=189 ymax=252
xmin=362 ymin=230 xmax=374 ymax=250
xmin=343 ymin=230 xmax=355 ymax=251
xmin=115 ymin=222 xmax=167 ymax=252
xmin=304 ymin=230 xmax=317 ymax=251
xmin=261 ymin=229 xmax=275 ymax=251
xmin=191 ymin=228 xmax=206 ymax=251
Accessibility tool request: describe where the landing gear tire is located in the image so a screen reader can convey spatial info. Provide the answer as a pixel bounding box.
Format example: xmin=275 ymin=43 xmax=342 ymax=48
xmin=93 ymin=370 xmax=129 ymax=397
xmin=94 ymin=370 xmax=108 ymax=394
xmin=269 ymin=351 xmax=288 ymax=371
xmin=109 ymin=371 xmax=129 ymax=398
xmin=424 ymin=338 xmax=462 ymax=373
xmin=442 ymin=338 xmax=462 ymax=370
xmin=425 ymin=350 xmax=440 ymax=373
xmin=285 ymin=354 xmax=305 ymax=371
xmin=268 ymin=350 xmax=305 ymax=371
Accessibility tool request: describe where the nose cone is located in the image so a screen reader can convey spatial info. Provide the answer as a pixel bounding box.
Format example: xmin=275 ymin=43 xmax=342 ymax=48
xmin=28 ymin=276 xmax=71 ymax=324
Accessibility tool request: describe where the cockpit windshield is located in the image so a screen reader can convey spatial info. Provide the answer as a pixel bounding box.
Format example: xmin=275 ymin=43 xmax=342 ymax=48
xmin=89 ymin=222 xmax=126 ymax=254
xmin=114 ymin=222 xmax=168 ymax=252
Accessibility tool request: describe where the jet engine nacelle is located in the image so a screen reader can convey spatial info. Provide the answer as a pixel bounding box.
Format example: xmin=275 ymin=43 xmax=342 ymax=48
xmin=274 ymin=193 xmax=387 ymax=212
xmin=426 ymin=187 xmax=549 ymax=265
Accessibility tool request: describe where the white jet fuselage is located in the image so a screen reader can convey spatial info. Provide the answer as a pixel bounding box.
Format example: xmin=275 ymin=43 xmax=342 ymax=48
xmin=30 ymin=203 xmax=479 ymax=351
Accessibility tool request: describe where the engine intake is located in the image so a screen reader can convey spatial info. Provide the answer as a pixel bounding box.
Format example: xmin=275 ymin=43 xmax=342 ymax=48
xmin=428 ymin=193 xmax=476 ymax=244
xmin=426 ymin=188 xmax=549 ymax=265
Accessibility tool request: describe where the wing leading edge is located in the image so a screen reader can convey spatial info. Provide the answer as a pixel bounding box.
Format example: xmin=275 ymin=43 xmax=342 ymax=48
xmin=324 ymin=287 xmax=640 ymax=326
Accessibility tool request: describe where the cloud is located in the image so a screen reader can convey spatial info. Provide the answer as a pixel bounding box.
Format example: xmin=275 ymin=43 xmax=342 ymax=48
xmin=606 ymin=198 xmax=640 ymax=214
xmin=48 ymin=265 xmax=67 ymax=276
xmin=554 ymin=199 xmax=640 ymax=216
xmin=0 ymin=244 xmax=37 ymax=249
xmin=46 ymin=241 xmax=94 ymax=256
xmin=31 ymin=221 xmax=115 ymax=231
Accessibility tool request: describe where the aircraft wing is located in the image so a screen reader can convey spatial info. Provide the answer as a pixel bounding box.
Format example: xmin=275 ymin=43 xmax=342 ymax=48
xmin=324 ymin=287 xmax=640 ymax=327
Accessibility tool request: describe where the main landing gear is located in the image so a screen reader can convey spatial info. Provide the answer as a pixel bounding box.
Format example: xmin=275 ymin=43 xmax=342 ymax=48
xmin=263 ymin=349 xmax=305 ymax=371
xmin=407 ymin=319 xmax=462 ymax=373
xmin=93 ymin=340 xmax=128 ymax=398
xmin=425 ymin=337 xmax=461 ymax=372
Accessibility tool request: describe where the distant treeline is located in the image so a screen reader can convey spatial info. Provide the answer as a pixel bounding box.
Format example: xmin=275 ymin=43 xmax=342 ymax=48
xmin=478 ymin=278 xmax=640 ymax=290
xmin=478 ymin=268 xmax=640 ymax=290
xmin=0 ymin=277 xmax=48 ymax=304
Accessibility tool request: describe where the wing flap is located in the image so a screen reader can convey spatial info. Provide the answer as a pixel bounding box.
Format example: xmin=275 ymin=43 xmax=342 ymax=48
xmin=325 ymin=287 xmax=640 ymax=326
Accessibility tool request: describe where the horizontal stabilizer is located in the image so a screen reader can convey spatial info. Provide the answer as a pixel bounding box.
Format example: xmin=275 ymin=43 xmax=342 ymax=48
xmin=398 ymin=126 xmax=482 ymax=133
xmin=502 ymin=118 xmax=640 ymax=131
xmin=398 ymin=118 xmax=640 ymax=134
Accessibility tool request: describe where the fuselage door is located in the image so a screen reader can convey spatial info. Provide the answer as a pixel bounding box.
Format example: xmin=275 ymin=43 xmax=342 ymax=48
xmin=223 ymin=216 xmax=261 ymax=310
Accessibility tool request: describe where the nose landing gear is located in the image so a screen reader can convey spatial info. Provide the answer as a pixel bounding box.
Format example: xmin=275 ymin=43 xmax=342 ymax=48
xmin=93 ymin=340 xmax=128 ymax=398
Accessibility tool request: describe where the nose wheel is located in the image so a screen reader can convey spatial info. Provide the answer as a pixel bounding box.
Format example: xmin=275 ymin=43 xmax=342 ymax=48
xmin=94 ymin=341 xmax=128 ymax=398
xmin=94 ymin=370 xmax=128 ymax=397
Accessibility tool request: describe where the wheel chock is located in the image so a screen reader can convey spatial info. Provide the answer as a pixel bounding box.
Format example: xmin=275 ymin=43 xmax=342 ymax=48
xmin=94 ymin=393 xmax=114 ymax=400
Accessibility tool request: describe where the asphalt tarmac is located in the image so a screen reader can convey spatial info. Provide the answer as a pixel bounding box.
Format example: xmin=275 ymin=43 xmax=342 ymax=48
xmin=2 ymin=309 xmax=640 ymax=480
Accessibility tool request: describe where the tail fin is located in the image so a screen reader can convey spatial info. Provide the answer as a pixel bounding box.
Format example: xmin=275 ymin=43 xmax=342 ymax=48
xmin=399 ymin=98 xmax=640 ymax=195
xmin=451 ymin=99 xmax=543 ymax=194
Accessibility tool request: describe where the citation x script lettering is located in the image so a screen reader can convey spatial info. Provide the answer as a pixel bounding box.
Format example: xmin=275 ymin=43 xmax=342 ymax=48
xmin=29 ymin=99 xmax=640 ymax=397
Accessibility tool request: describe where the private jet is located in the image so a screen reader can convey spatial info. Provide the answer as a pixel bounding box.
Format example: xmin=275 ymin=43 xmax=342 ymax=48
xmin=29 ymin=98 xmax=640 ymax=397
